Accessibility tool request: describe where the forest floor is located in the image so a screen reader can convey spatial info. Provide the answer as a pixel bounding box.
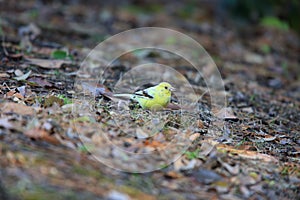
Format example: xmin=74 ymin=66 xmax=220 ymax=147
xmin=0 ymin=1 xmax=299 ymax=200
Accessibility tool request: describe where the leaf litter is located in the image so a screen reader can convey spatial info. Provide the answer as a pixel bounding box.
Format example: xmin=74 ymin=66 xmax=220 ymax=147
xmin=0 ymin=1 xmax=299 ymax=200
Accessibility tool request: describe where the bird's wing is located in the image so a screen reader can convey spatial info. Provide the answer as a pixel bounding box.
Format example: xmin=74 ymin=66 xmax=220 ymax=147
xmin=134 ymin=87 xmax=155 ymax=99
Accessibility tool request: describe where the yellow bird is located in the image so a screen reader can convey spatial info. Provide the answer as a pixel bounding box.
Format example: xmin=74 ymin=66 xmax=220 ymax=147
xmin=114 ymin=82 xmax=175 ymax=110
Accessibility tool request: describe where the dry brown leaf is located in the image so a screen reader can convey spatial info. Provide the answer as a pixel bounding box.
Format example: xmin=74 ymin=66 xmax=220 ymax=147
xmin=143 ymin=140 xmax=165 ymax=148
xmin=216 ymin=143 xmax=278 ymax=162
xmin=199 ymin=142 xmax=215 ymax=156
xmin=27 ymin=77 xmax=53 ymax=87
xmin=0 ymin=73 xmax=10 ymax=78
xmin=26 ymin=58 xmax=71 ymax=69
xmin=174 ymin=157 xmax=197 ymax=171
xmin=81 ymin=82 xmax=114 ymax=99
xmin=43 ymin=96 xmax=64 ymax=107
xmin=14 ymin=93 xmax=24 ymax=99
xmin=166 ymin=103 xmax=181 ymax=110
xmin=1 ymin=102 xmax=37 ymax=115
xmin=164 ymin=171 xmax=183 ymax=179
xmin=213 ymin=107 xmax=238 ymax=120
xmin=6 ymin=90 xmax=16 ymax=97
xmin=189 ymin=133 xmax=200 ymax=141
xmin=197 ymin=120 xmax=204 ymax=129
xmin=6 ymin=53 xmax=23 ymax=61
xmin=24 ymin=128 xmax=59 ymax=144
xmin=236 ymin=144 xmax=257 ymax=151
xmin=263 ymin=135 xmax=277 ymax=142
xmin=219 ymin=160 xmax=240 ymax=175
xmin=202 ymin=139 xmax=278 ymax=162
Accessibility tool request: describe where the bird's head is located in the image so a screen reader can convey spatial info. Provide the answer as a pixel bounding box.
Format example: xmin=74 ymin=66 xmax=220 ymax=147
xmin=158 ymin=82 xmax=175 ymax=94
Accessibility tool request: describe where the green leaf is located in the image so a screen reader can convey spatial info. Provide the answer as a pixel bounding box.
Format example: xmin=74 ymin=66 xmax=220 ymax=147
xmin=51 ymin=50 xmax=68 ymax=59
xmin=260 ymin=16 xmax=289 ymax=31
xmin=260 ymin=44 xmax=271 ymax=54
xmin=57 ymin=94 xmax=72 ymax=105
xmin=185 ymin=149 xmax=200 ymax=160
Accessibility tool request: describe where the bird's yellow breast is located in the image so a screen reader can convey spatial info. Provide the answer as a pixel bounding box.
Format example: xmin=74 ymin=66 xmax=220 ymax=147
xmin=131 ymin=82 xmax=173 ymax=110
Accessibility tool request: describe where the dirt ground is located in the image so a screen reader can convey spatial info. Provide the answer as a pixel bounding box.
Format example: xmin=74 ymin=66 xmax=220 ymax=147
xmin=0 ymin=1 xmax=299 ymax=200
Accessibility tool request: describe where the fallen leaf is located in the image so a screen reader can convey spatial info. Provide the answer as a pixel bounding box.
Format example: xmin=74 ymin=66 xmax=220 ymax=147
xmin=1 ymin=102 xmax=36 ymax=115
xmin=214 ymin=107 xmax=238 ymax=121
xmin=143 ymin=139 xmax=164 ymax=148
xmin=17 ymin=86 xmax=26 ymax=97
xmin=218 ymin=159 xmax=240 ymax=175
xmin=262 ymin=135 xmax=277 ymax=142
xmin=0 ymin=73 xmax=10 ymax=78
xmin=239 ymin=185 xmax=251 ymax=198
xmin=174 ymin=157 xmax=197 ymax=171
xmin=0 ymin=118 xmax=13 ymax=129
xmin=42 ymin=121 xmax=53 ymax=131
xmin=199 ymin=142 xmax=215 ymax=156
xmin=279 ymin=138 xmax=291 ymax=145
xmin=13 ymin=93 xmax=24 ymax=99
xmin=24 ymin=128 xmax=59 ymax=144
xmin=135 ymin=128 xmax=149 ymax=139
xmin=244 ymin=52 xmax=263 ymax=64
xmin=14 ymin=69 xmax=23 ymax=76
xmin=164 ymin=171 xmax=183 ymax=179
xmin=14 ymin=70 xmax=31 ymax=81
xmin=27 ymin=77 xmax=53 ymax=87
xmin=106 ymin=190 xmax=130 ymax=200
xmin=26 ymin=58 xmax=70 ymax=69
xmin=240 ymin=175 xmax=257 ymax=185
xmin=212 ymin=181 xmax=230 ymax=193
xmin=197 ymin=120 xmax=204 ymax=129
xmin=6 ymin=53 xmax=23 ymax=61
xmin=220 ymin=193 xmax=242 ymax=200
xmin=43 ymin=96 xmax=64 ymax=107
xmin=18 ymin=23 xmax=41 ymax=40
xmin=250 ymin=184 xmax=264 ymax=193
xmin=81 ymin=82 xmax=114 ymax=98
xmin=216 ymin=143 xmax=278 ymax=162
xmin=166 ymin=103 xmax=181 ymax=110
xmin=241 ymin=107 xmax=254 ymax=113
xmin=193 ymin=169 xmax=223 ymax=184
xmin=203 ymin=139 xmax=278 ymax=162
xmin=51 ymin=49 xmax=68 ymax=59
xmin=6 ymin=90 xmax=16 ymax=97
xmin=189 ymin=133 xmax=200 ymax=141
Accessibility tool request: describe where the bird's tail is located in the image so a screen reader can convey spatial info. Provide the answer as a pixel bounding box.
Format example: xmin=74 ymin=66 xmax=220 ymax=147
xmin=113 ymin=93 xmax=133 ymax=100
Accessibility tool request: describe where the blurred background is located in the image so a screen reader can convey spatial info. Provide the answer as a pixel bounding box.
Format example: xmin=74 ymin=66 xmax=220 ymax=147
xmin=1 ymin=0 xmax=300 ymax=46
xmin=0 ymin=0 xmax=299 ymax=200
xmin=1 ymin=0 xmax=299 ymax=90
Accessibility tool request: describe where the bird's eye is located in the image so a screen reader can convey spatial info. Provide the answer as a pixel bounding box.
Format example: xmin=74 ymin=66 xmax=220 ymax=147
xmin=164 ymin=86 xmax=168 ymax=89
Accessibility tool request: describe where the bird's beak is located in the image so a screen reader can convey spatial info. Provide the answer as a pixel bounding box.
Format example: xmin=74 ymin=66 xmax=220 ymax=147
xmin=169 ymin=87 xmax=176 ymax=92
